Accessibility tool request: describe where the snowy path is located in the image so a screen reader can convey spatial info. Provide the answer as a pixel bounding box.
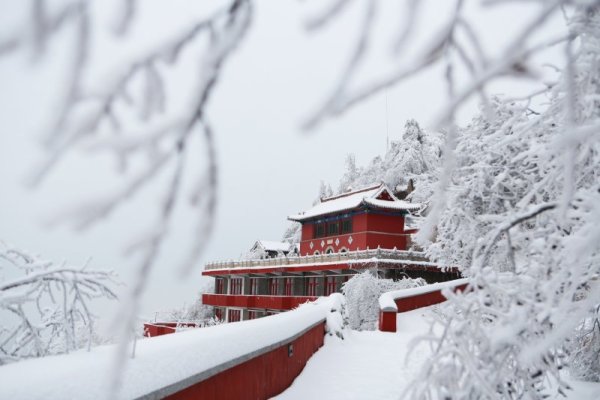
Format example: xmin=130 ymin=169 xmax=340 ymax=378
xmin=273 ymin=308 xmax=435 ymax=400
xmin=273 ymin=307 xmax=600 ymax=400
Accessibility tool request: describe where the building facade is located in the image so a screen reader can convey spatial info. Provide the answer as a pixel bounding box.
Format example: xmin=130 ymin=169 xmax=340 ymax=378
xmin=202 ymin=183 xmax=459 ymax=323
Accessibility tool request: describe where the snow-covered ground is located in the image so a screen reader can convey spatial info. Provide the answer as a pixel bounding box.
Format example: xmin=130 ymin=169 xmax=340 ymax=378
xmin=274 ymin=306 xmax=600 ymax=400
xmin=273 ymin=308 xmax=436 ymax=400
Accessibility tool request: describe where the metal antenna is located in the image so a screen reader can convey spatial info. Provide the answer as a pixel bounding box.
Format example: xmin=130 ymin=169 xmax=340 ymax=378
xmin=385 ymin=88 xmax=390 ymax=153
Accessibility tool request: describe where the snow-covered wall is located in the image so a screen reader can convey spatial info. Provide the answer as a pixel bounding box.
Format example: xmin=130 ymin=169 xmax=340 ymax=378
xmin=378 ymin=279 xmax=469 ymax=332
xmin=0 ymin=295 xmax=344 ymax=400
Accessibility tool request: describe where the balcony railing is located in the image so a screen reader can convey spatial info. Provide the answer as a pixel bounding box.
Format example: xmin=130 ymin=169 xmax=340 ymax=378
xmin=205 ymin=248 xmax=430 ymax=271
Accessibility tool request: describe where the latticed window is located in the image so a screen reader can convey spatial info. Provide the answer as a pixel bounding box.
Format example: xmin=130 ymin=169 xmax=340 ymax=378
xmin=341 ymin=219 xmax=352 ymax=234
xmin=314 ymin=223 xmax=325 ymax=238
xmin=328 ymin=221 xmax=339 ymax=236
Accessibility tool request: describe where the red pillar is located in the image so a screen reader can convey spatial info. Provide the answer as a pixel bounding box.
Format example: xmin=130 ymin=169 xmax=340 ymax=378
xmin=378 ymin=310 xmax=397 ymax=332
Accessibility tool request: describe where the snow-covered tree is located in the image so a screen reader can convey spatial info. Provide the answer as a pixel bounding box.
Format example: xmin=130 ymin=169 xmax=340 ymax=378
xmin=333 ymin=120 xmax=442 ymax=203
xmin=342 ymin=271 xmax=424 ymax=331
xmin=4 ymin=0 xmax=600 ymax=397
xmin=406 ymin=8 xmax=600 ymax=398
xmin=568 ymin=305 xmax=600 ymax=382
xmin=0 ymin=242 xmax=118 ymax=365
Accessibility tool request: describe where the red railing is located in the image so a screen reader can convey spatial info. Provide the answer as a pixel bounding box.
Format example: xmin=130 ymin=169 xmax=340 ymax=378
xmin=202 ymin=294 xmax=318 ymax=310
xmin=143 ymin=322 xmax=199 ymax=337
xmin=165 ymin=321 xmax=325 ymax=399
xmin=378 ymin=278 xmax=469 ymax=332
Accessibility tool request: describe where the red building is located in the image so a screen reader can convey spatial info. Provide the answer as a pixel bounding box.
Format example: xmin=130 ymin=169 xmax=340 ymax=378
xmin=202 ymin=183 xmax=459 ymax=323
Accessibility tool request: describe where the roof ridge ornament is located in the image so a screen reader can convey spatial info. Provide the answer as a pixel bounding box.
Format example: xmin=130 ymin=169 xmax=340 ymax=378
xmin=320 ymin=182 xmax=383 ymax=203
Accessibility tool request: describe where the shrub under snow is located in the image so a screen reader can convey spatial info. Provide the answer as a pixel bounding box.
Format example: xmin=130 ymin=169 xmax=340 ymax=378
xmin=569 ymin=306 xmax=600 ymax=382
xmin=342 ymin=271 xmax=425 ymax=331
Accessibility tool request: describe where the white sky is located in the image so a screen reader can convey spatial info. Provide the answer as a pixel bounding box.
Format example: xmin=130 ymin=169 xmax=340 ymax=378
xmin=0 ymin=0 xmax=566 ymax=327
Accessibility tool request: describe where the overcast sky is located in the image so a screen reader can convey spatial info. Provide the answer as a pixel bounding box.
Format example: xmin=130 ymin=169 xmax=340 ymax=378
xmin=0 ymin=0 xmax=566 ymax=328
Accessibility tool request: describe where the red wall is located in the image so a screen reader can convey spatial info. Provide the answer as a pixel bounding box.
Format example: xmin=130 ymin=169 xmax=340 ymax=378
xmin=166 ymin=322 xmax=325 ymax=400
xmin=299 ymin=212 xmax=409 ymax=255
xmin=203 ymin=294 xmax=318 ymax=310
xmin=364 ymin=233 xmax=408 ymax=251
xmin=144 ymin=322 xmax=199 ymax=338
xmin=353 ymin=213 xmax=368 ymax=232
xmin=366 ymin=213 xmax=404 ymax=233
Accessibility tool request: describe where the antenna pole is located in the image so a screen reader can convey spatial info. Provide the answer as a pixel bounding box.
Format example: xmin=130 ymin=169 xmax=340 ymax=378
xmin=385 ymin=89 xmax=390 ymax=153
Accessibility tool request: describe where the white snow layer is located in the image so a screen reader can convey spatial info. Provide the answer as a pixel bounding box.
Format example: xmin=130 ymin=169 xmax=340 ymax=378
xmin=288 ymin=184 xmax=420 ymax=221
xmin=0 ymin=295 xmax=343 ymax=400
xmin=273 ymin=307 xmax=600 ymax=400
xmin=378 ymin=278 xmax=470 ymax=312
xmin=273 ymin=307 xmax=437 ymax=400
xmin=255 ymin=240 xmax=292 ymax=252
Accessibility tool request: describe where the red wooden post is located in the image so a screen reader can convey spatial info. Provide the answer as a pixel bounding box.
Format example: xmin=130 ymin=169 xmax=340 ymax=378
xmin=378 ymin=310 xmax=397 ymax=332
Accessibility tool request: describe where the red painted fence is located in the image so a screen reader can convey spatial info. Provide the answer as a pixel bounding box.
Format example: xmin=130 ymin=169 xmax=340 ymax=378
xmin=164 ymin=321 xmax=325 ymax=399
xmin=143 ymin=322 xmax=199 ymax=337
xmin=379 ymin=278 xmax=469 ymax=332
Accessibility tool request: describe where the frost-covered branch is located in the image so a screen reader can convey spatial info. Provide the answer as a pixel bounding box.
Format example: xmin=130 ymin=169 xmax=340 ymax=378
xmin=0 ymin=242 xmax=119 ymax=365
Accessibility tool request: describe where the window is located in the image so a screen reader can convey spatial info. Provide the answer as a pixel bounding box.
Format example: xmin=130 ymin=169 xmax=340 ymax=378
xmin=325 ymin=276 xmax=337 ymax=295
xmin=328 ymin=221 xmax=339 ymax=236
xmin=341 ymin=219 xmax=352 ymax=234
xmin=230 ymin=278 xmax=243 ymax=295
xmin=215 ymin=308 xmax=224 ymax=321
xmin=325 ymin=247 xmax=334 ymax=254
xmin=307 ymin=277 xmax=319 ymax=296
xmin=314 ymin=250 xmax=321 ymax=255
xmin=248 ymin=310 xmax=257 ymax=320
xmin=269 ymin=278 xmax=279 ymax=295
xmin=314 ymin=223 xmax=325 ymax=238
xmin=250 ymin=278 xmax=259 ymax=295
xmin=284 ymin=278 xmax=293 ymax=296
xmin=215 ymin=278 xmax=224 ymax=294
xmin=228 ymin=309 xmax=241 ymax=322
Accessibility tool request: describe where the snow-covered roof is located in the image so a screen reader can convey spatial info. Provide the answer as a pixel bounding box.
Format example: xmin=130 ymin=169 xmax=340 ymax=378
xmin=254 ymin=240 xmax=291 ymax=252
xmin=288 ymin=183 xmax=421 ymax=222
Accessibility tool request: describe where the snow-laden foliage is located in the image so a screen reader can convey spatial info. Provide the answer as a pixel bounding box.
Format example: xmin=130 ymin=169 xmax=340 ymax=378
xmin=407 ymin=8 xmax=600 ymax=399
xmin=154 ymin=280 xmax=216 ymax=326
xmin=281 ymin=222 xmax=302 ymax=245
xmin=324 ymin=293 xmax=349 ymax=340
xmin=282 ymin=180 xmax=333 ymax=245
xmin=0 ymin=242 xmax=119 ymax=365
xmin=342 ymin=271 xmax=424 ymax=331
xmin=568 ymin=306 xmax=600 ymax=382
xmin=337 ymin=120 xmax=442 ymax=203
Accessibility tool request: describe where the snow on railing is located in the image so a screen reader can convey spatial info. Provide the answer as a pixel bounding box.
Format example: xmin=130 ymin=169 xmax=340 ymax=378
xmin=0 ymin=295 xmax=345 ymax=400
xmin=378 ymin=278 xmax=469 ymax=332
xmin=378 ymin=278 xmax=470 ymax=312
xmin=205 ymin=248 xmax=429 ymax=271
